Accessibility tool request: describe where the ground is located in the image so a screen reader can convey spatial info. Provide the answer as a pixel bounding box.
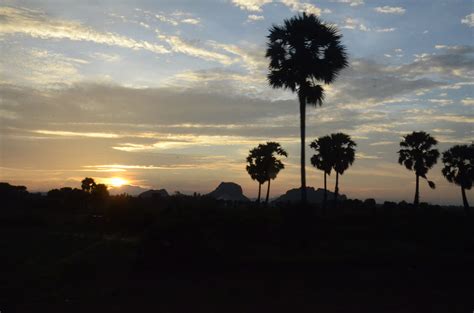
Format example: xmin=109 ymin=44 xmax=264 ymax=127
xmin=2 ymin=211 xmax=474 ymax=312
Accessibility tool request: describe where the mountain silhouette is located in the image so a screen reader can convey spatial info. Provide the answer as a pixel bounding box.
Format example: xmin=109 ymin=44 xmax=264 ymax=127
xmin=207 ymin=182 xmax=249 ymax=202
xmin=109 ymin=184 xmax=148 ymax=196
xmin=273 ymin=186 xmax=346 ymax=204
xmin=138 ymin=189 xmax=170 ymax=198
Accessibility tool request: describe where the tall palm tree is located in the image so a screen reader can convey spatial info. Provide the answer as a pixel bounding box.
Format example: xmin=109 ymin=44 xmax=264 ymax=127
xmin=266 ymin=13 xmax=348 ymax=204
xmin=398 ymin=131 xmax=440 ymax=205
xmin=260 ymin=142 xmax=288 ymax=203
xmin=441 ymin=144 xmax=474 ymax=215
xmin=310 ymin=135 xmax=334 ymax=211
xmin=330 ymin=133 xmax=356 ymax=205
xmin=246 ymin=148 xmax=267 ymax=203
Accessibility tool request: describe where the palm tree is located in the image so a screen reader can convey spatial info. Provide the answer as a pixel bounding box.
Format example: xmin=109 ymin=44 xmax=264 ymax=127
xmin=330 ymin=133 xmax=356 ymax=205
xmin=246 ymin=142 xmax=288 ymax=204
xmin=441 ymin=144 xmax=474 ymax=215
xmin=260 ymin=142 xmax=288 ymax=203
xmin=246 ymin=148 xmax=267 ymax=203
xmin=310 ymin=135 xmax=334 ymax=212
xmin=398 ymin=131 xmax=440 ymax=206
xmin=266 ymin=13 xmax=348 ymax=204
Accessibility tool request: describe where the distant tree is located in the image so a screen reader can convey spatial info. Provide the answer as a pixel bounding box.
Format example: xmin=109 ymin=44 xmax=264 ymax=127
xmin=398 ymin=131 xmax=440 ymax=206
xmin=246 ymin=147 xmax=267 ymax=203
xmin=261 ymin=142 xmax=288 ymax=203
xmin=330 ymin=133 xmax=356 ymax=205
xmin=246 ymin=142 xmax=288 ymax=203
xmin=91 ymin=183 xmax=109 ymax=210
xmin=92 ymin=183 xmax=109 ymax=197
xmin=442 ymin=144 xmax=474 ymax=215
xmin=310 ymin=135 xmax=334 ymax=212
xmin=81 ymin=177 xmax=96 ymax=193
xmin=266 ymin=13 xmax=348 ymax=204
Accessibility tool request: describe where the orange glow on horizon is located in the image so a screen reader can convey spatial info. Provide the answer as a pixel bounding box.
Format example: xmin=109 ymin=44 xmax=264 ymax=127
xmin=107 ymin=177 xmax=129 ymax=187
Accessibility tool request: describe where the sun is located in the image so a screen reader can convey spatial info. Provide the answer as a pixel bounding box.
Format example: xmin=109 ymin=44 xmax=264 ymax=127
xmin=109 ymin=177 xmax=128 ymax=187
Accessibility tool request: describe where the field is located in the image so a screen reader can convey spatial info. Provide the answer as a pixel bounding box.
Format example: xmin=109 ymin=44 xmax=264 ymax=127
xmin=2 ymin=202 xmax=474 ymax=312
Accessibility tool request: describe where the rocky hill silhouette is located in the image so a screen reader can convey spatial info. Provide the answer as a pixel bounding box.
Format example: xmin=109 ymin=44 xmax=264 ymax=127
xmin=273 ymin=187 xmax=346 ymax=204
xmin=138 ymin=189 xmax=169 ymax=198
xmin=207 ymin=182 xmax=249 ymax=202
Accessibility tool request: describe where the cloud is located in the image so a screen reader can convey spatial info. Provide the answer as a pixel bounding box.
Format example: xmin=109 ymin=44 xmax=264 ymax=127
xmin=0 ymin=6 xmax=169 ymax=54
xmin=111 ymin=134 xmax=290 ymax=152
xmin=156 ymin=32 xmax=234 ymax=65
xmin=0 ymin=47 xmax=86 ymax=87
xmin=231 ymin=0 xmax=329 ymax=15
xmin=374 ymin=6 xmax=406 ymax=14
xmin=153 ymin=13 xmax=179 ymax=26
xmin=247 ymin=14 xmax=264 ymax=22
xmin=328 ymin=59 xmax=445 ymax=108
xmin=333 ymin=0 xmax=364 ymax=7
xmin=181 ymin=18 xmax=201 ymax=25
xmin=356 ymin=152 xmax=380 ymax=159
xmin=461 ymin=98 xmax=474 ymax=106
xmin=428 ymin=99 xmax=454 ymax=106
xmin=341 ymin=18 xmax=395 ymax=32
xmin=370 ymin=141 xmax=395 ymax=146
xmin=280 ymin=0 xmax=324 ymax=15
xmin=34 ymin=130 xmax=121 ymax=138
xmin=399 ymin=46 xmax=474 ymax=79
xmin=461 ymin=13 xmax=474 ymax=27
xmin=432 ymin=128 xmax=455 ymax=134
xmin=232 ymin=0 xmax=272 ymax=12
xmin=89 ymin=52 xmax=122 ymax=62
xmin=133 ymin=8 xmax=201 ymax=26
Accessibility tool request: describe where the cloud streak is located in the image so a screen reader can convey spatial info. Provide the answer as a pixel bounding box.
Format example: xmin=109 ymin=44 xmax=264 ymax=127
xmin=374 ymin=6 xmax=406 ymax=14
xmin=0 ymin=7 xmax=169 ymax=54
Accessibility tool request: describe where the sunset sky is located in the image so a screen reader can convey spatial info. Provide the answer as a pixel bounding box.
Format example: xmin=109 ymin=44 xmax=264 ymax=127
xmin=0 ymin=0 xmax=472 ymax=204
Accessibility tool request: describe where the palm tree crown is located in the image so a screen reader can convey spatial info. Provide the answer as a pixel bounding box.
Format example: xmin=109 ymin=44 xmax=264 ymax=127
xmin=310 ymin=135 xmax=334 ymax=175
xmin=259 ymin=142 xmax=287 ymax=174
xmin=266 ymin=13 xmax=348 ymax=204
xmin=442 ymin=144 xmax=474 ymax=189
xmin=399 ymin=131 xmax=439 ymax=178
xmin=266 ymin=13 xmax=348 ymax=98
xmin=330 ymin=133 xmax=356 ymax=176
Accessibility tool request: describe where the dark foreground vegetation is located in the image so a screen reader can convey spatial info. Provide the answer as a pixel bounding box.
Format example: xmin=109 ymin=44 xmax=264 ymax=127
xmin=1 ymin=182 xmax=473 ymax=312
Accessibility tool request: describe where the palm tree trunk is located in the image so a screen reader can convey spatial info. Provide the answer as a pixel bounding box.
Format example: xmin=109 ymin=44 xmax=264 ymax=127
xmin=257 ymin=183 xmax=262 ymax=203
xmin=298 ymin=92 xmax=307 ymax=205
xmin=462 ymin=187 xmax=470 ymax=216
xmin=334 ymin=171 xmax=339 ymax=207
xmin=323 ymin=172 xmax=327 ymax=216
xmin=265 ymin=179 xmax=271 ymax=204
xmin=414 ymin=174 xmax=420 ymax=206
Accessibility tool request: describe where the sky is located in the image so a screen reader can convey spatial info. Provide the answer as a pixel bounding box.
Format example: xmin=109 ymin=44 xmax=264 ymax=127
xmin=0 ymin=0 xmax=473 ymax=204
